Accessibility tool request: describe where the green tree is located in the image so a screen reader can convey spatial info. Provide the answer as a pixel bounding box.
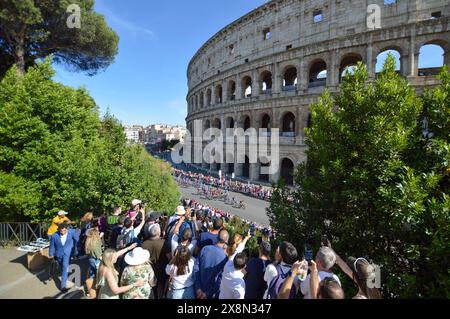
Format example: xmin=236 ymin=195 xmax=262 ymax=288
xmin=0 ymin=0 xmax=119 ymax=76
xmin=268 ymin=55 xmax=450 ymax=298
xmin=0 ymin=60 xmax=179 ymax=222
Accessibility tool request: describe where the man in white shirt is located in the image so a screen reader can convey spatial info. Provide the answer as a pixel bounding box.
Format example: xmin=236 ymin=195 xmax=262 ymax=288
xmin=300 ymin=246 xmax=341 ymax=299
xmin=219 ymin=252 xmax=248 ymax=299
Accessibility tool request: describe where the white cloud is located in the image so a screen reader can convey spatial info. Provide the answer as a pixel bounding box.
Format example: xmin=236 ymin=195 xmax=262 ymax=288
xmin=96 ymin=1 xmax=157 ymax=40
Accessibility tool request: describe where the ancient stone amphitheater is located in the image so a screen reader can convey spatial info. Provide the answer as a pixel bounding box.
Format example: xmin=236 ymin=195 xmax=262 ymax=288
xmin=186 ymin=0 xmax=449 ymax=185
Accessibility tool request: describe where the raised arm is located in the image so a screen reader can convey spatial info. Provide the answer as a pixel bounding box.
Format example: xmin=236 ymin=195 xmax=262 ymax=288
xmin=115 ymin=243 xmax=137 ymax=259
xmin=134 ymin=209 xmax=146 ymax=235
xmin=334 ymin=252 xmax=355 ymax=282
xmin=278 ymin=261 xmax=305 ymax=299
xmin=309 ymin=261 xmax=319 ymax=299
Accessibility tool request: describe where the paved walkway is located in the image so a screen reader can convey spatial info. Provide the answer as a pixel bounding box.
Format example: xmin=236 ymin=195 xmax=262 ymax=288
xmin=0 ymin=248 xmax=87 ymax=299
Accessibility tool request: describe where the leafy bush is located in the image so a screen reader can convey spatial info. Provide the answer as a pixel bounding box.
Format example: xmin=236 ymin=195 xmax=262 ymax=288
xmin=268 ymin=55 xmax=450 ymax=298
xmin=0 ymin=60 xmax=179 ymax=222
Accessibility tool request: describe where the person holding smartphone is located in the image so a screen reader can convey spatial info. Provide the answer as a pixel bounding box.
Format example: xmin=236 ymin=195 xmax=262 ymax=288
xmin=299 ymin=246 xmax=341 ymax=299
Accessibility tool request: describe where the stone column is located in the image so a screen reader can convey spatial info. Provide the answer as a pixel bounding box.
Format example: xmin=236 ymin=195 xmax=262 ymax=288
xmin=222 ymin=80 xmax=228 ymax=103
xmin=235 ymin=74 xmax=242 ymax=101
xmin=273 ymin=62 xmax=282 ymax=94
xmin=407 ymin=29 xmax=418 ymax=77
xmin=299 ymin=59 xmax=308 ymax=92
xmin=328 ymin=52 xmax=339 ymax=88
xmin=400 ymin=54 xmax=409 ymax=77
xmin=252 ymin=69 xmax=260 ymax=97
xmin=367 ymin=43 xmax=376 ymax=80
xmin=445 ymin=50 xmax=450 ymax=68
xmin=211 ymin=84 xmax=216 ymax=107
xmin=250 ymin=163 xmax=260 ymax=182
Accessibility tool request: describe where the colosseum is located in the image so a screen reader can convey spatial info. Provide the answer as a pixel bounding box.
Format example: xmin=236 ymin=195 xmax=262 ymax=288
xmin=185 ymin=0 xmax=450 ymax=185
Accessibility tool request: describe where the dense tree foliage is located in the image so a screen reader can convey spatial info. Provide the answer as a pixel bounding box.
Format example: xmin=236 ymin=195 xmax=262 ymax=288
xmin=0 ymin=0 xmax=119 ymax=77
xmin=0 ymin=60 xmax=180 ymax=222
xmin=268 ymin=55 xmax=450 ymax=298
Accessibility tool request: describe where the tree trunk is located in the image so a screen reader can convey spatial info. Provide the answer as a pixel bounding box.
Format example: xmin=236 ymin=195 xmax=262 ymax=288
xmin=14 ymin=37 xmax=26 ymax=76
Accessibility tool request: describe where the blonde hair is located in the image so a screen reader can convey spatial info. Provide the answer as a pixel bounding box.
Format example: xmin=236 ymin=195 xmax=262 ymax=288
xmin=85 ymin=228 xmax=101 ymax=256
xmin=81 ymin=212 xmax=94 ymax=222
xmin=227 ymin=234 xmax=243 ymax=257
xmin=98 ymin=249 xmax=118 ymax=284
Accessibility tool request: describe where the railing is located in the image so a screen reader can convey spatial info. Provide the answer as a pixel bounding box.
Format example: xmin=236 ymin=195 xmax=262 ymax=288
xmin=280 ymin=132 xmax=295 ymax=137
xmin=418 ymin=67 xmax=442 ymax=76
xmin=308 ymin=79 xmax=326 ymax=88
xmin=0 ymin=223 xmax=49 ymax=247
xmin=282 ymin=85 xmax=297 ymax=92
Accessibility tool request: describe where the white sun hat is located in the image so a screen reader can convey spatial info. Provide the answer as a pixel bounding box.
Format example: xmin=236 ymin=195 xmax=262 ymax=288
xmin=124 ymin=247 xmax=150 ymax=266
xmin=175 ymin=206 xmax=186 ymax=216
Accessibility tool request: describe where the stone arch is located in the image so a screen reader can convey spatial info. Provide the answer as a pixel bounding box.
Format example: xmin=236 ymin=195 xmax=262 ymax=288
xmin=200 ymin=92 xmax=204 ymax=108
xmin=228 ymin=80 xmax=236 ymax=101
xmin=206 ymin=88 xmax=212 ymax=107
xmin=376 ymin=47 xmax=402 ymax=73
xmin=204 ymin=119 xmax=211 ymax=131
xmin=309 ymin=59 xmax=327 ymax=88
xmin=418 ymin=40 xmax=448 ymax=76
xmin=260 ymin=113 xmax=271 ymax=130
xmin=225 ymin=116 xmax=235 ymax=129
xmin=282 ymin=65 xmax=298 ymax=90
xmin=215 ymin=84 xmax=223 ymax=104
xmin=212 ymin=118 xmax=221 ymax=129
xmin=260 ymin=70 xmax=273 ymax=92
xmin=242 ymin=76 xmax=252 ymax=98
xmin=281 ymin=112 xmax=296 ymax=136
xmin=280 ymin=157 xmax=294 ymax=186
xmin=339 ymin=53 xmax=364 ymax=82
xmin=240 ymin=114 xmax=251 ymax=131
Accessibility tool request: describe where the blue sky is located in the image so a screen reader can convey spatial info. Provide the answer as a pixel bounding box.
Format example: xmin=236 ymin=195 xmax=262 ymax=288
xmin=53 ymin=0 xmax=443 ymax=126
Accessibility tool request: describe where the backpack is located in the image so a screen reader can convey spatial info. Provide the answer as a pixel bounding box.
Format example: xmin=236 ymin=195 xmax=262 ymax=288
xmin=164 ymin=218 xmax=179 ymax=240
xmin=116 ymin=228 xmax=135 ymax=250
xmin=266 ymin=264 xmax=297 ymax=299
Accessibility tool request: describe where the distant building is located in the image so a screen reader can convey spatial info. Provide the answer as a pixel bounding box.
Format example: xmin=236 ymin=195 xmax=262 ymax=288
xmin=124 ymin=125 xmax=144 ymax=143
xmin=124 ymin=123 xmax=186 ymax=144
xmin=148 ymin=124 xmax=187 ymax=144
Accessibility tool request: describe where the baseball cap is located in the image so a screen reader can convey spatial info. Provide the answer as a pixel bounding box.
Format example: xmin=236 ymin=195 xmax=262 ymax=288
xmin=58 ymin=210 xmax=68 ymax=216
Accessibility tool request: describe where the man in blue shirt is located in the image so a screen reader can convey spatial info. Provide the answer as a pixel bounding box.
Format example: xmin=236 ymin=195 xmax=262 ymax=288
xmin=195 ymin=217 xmax=223 ymax=255
xmin=194 ymin=229 xmax=229 ymax=299
xmin=49 ymin=222 xmax=79 ymax=292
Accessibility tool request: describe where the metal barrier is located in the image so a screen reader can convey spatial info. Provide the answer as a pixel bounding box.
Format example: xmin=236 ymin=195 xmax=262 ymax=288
xmin=0 ymin=223 xmax=48 ymax=247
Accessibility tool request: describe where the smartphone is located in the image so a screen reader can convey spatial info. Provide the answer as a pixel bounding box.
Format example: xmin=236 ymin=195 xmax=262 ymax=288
xmin=191 ymin=210 xmax=196 ymax=218
xmin=249 ymin=224 xmax=256 ymax=237
xmin=304 ymin=244 xmax=313 ymax=266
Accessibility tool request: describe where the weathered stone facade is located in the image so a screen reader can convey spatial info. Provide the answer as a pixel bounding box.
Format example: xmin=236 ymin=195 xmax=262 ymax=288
xmin=186 ymin=0 xmax=450 ymax=185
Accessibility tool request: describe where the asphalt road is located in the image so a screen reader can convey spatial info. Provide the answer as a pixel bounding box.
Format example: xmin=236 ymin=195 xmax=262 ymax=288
xmin=179 ymin=185 xmax=271 ymax=226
